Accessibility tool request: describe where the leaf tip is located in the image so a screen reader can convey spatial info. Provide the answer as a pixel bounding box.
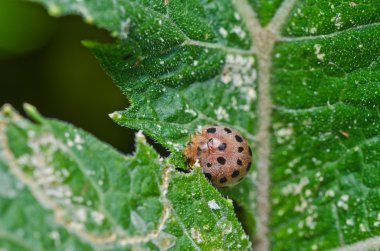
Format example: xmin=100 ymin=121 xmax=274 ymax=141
xmin=81 ymin=40 xmax=94 ymax=48
xmin=83 ymin=15 xmax=94 ymax=25
xmin=136 ymin=130 xmax=147 ymax=144
xmin=47 ymin=4 xmax=61 ymax=16
xmin=0 ymin=104 xmax=22 ymax=121
xmin=1 ymin=104 xmax=15 ymax=117
xmin=23 ymin=103 xmax=44 ymax=123
xmin=108 ymin=111 xmax=122 ymax=121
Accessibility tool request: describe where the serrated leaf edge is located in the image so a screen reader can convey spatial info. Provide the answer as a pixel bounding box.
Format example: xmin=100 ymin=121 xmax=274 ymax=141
xmin=0 ymin=106 xmax=174 ymax=249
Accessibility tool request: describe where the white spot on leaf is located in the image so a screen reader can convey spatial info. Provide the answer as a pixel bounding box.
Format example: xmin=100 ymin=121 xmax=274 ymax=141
xmin=282 ymin=177 xmax=309 ymax=196
xmin=231 ymin=26 xmax=246 ymax=39
xmin=219 ymin=27 xmax=228 ymax=38
xmin=191 ymin=228 xmax=203 ymax=243
xmin=325 ymin=189 xmax=335 ymax=197
xmin=346 ymin=218 xmax=354 ymax=226
xmin=337 ymin=195 xmax=349 ymax=210
xmin=49 ymin=230 xmax=60 ymax=240
xmin=331 ymin=13 xmax=343 ymax=28
xmin=314 ymin=44 xmax=325 ymax=61
xmin=208 ymin=200 xmax=220 ymax=210
xmin=120 ymin=18 xmax=131 ymax=39
xmin=215 ymin=107 xmax=229 ymax=120
xmin=152 ymin=232 xmax=177 ymax=251
xmin=91 ymin=211 xmax=105 ymax=225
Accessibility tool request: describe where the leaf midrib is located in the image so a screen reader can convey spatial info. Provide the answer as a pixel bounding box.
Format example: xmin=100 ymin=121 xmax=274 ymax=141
xmin=232 ymin=1 xmax=380 ymax=251
xmin=231 ymin=0 xmax=297 ymax=250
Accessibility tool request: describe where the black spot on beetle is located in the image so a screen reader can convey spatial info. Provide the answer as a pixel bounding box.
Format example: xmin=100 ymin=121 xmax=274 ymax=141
xmin=247 ymin=162 xmax=252 ymax=171
xmin=217 ymin=157 xmax=226 ymax=165
xmin=235 ymin=135 xmax=243 ymax=142
xmin=207 ymin=127 xmax=216 ymax=133
xmin=232 ymin=170 xmax=240 ymax=178
xmin=238 ymin=147 xmax=244 ymax=153
xmin=224 ymin=128 xmax=232 ymax=133
xmin=218 ymin=143 xmax=227 ymax=151
xmin=197 ymin=147 xmax=202 ymax=156
xmin=237 ymin=159 xmax=243 ymax=166
xmin=220 ymin=177 xmax=227 ymax=183
xmin=204 ymin=172 xmax=212 ymax=180
xmin=249 ymin=147 xmax=252 ymax=156
xmin=207 ymin=163 xmax=212 ymax=167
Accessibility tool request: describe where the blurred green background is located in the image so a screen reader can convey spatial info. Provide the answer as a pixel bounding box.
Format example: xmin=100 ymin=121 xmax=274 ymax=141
xmin=0 ymin=0 xmax=146 ymax=154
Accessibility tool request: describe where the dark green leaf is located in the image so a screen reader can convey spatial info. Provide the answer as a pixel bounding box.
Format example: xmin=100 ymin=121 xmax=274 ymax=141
xmin=3 ymin=0 xmax=380 ymax=250
xmin=0 ymin=105 xmax=250 ymax=250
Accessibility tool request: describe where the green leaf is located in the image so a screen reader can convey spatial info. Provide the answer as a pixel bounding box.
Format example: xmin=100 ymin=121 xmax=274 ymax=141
xmin=0 ymin=105 xmax=250 ymax=250
xmin=29 ymin=0 xmax=257 ymax=166
xmin=270 ymin=12 xmax=380 ymax=251
xmin=7 ymin=0 xmax=380 ymax=250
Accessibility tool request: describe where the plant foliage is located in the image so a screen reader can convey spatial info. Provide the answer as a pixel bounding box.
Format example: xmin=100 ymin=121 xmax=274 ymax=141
xmin=1 ymin=0 xmax=380 ymax=250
